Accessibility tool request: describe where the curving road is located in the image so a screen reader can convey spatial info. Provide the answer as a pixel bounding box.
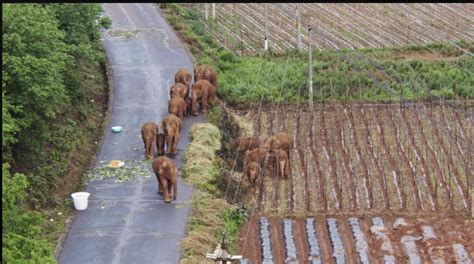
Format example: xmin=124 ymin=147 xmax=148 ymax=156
xmin=58 ymin=4 xmax=202 ymax=264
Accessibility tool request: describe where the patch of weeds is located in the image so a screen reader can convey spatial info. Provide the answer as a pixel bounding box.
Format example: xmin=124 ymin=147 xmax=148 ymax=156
xmin=220 ymin=204 xmax=249 ymax=253
xmin=108 ymin=30 xmax=139 ymax=39
xmin=86 ymin=160 xmax=151 ymax=183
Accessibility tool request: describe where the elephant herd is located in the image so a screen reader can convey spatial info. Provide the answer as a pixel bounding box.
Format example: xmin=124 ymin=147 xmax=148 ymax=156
xmin=234 ymin=132 xmax=293 ymax=187
xmin=140 ymin=64 xmax=218 ymax=203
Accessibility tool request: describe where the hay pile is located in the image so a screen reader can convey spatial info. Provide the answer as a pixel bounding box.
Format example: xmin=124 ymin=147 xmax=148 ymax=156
xmin=180 ymin=123 xmax=229 ymax=264
xmin=182 ymin=123 xmax=221 ymax=188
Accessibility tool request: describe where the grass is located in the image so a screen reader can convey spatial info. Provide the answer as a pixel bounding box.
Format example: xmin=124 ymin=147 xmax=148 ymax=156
xmin=180 ymin=122 xmax=250 ymax=263
xmin=161 ymin=4 xmax=474 ymax=105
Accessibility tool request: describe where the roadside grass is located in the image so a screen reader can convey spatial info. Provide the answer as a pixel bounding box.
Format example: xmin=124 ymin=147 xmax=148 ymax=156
xmin=181 ymin=122 xmax=249 ymax=263
xmin=48 ymin=56 xmax=110 ymax=257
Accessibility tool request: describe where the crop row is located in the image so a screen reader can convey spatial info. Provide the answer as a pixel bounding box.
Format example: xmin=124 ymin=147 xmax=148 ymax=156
xmin=254 ymin=103 xmax=471 ymax=215
xmin=239 ymin=214 xmax=473 ymax=263
xmin=187 ymin=3 xmax=473 ymax=53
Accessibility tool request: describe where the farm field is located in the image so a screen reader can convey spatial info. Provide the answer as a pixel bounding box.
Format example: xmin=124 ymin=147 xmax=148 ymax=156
xmin=230 ymin=102 xmax=473 ymax=263
xmin=251 ymin=102 xmax=472 ymax=215
xmin=237 ymin=213 xmax=473 ymax=263
xmin=188 ymin=3 xmax=474 ymax=54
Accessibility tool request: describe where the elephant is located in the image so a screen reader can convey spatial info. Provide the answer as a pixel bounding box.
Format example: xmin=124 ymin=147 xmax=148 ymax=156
xmin=160 ymin=114 xmax=182 ymax=155
xmin=175 ymin=68 xmax=192 ymax=97
xmin=156 ymin=132 xmax=166 ymax=156
xmin=244 ymin=146 xmax=268 ymax=168
xmin=141 ymin=122 xmax=158 ymax=159
xmin=191 ymin=79 xmax=215 ymax=115
xmin=233 ymin=136 xmax=260 ymax=152
xmin=168 ymin=96 xmax=186 ymax=119
xmin=264 ymin=132 xmax=293 ymax=157
xmin=152 ymin=156 xmax=178 ymax=203
xmin=245 ymin=161 xmax=261 ymax=186
xmin=184 ymin=97 xmax=192 ymax=116
xmin=170 ymin=83 xmax=188 ymax=99
xmin=194 ymin=64 xmax=217 ymax=104
xmin=271 ymin=149 xmax=290 ymax=179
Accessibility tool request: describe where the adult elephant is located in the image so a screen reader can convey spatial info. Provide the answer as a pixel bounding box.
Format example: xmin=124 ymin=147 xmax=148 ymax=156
xmin=170 ymin=83 xmax=188 ymax=99
xmin=160 ymin=114 xmax=182 ymax=155
xmin=191 ymin=79 xmax=215 ymax=115
xmin=264 ymin=132 xmax=293 ymax=157
xmin=168 ymin=96 xmax=186 ymax=119
xmin=271 ymin=149 xmax=289 ymax=179
xmin=141 ymin=122 xmax=158 ymax=159
xmin=152 ymin=156 xmax=178 ymax=203
xmin=194 ymin=64 xmax=217 ymax=104
xmin=175 ymin=68 xmax=192 ymax=97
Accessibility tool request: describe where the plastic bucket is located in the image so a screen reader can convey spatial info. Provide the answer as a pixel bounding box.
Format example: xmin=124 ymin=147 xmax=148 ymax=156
xmin=71 ymin=192 xmax=91 ymax=211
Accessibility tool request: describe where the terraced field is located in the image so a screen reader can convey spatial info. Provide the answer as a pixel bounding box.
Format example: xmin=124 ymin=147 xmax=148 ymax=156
xmin=187 ymin=3 xmax=474 ymax=54
xmin=231 ymin=102 xmax=473 ymax=263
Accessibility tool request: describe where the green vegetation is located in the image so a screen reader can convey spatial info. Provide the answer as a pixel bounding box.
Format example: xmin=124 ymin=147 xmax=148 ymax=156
xmin=162 ymin=4 xmax=473 ymax=105
xmin=3 ymin=3 xmax=110 ymax=262
xmin=86 ymin=160 xmax=151 ymax=183
xmin=180 ymin=123 xmax=248 ymax=263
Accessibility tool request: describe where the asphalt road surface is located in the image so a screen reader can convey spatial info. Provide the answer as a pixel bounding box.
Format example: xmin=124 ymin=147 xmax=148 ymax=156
xmin=57 ymin=4 xmax=202 ymax=264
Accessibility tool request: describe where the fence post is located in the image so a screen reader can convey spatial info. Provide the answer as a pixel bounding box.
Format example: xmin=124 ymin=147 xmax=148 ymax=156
xmin=296 ymin=4 xmax=302 ymax=51
xmin=264 ymin=3 xmax=268 ymax=52
xmin=205 ymin=3 xmax=209 ymax=20
xmin=308 ymin=23 xmax=313 ymax=112
xmin=212 ymin=3 xmax=216 ymax=19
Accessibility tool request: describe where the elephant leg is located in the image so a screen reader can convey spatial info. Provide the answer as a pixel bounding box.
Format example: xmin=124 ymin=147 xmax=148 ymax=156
xmin=192 ymin=94 xmax=199 ymax=116
xmin=172 ymin=179 xmax=177 ymax=200
xmin=166 ymin=134 xmax=172 ymax=155
xmin=167 ymin=179 xmax=174 ymax=199
xmin=161 ymin=178 xmax=171 ymax=203
xmin=202 ymin=94 xmax=208 ymax=113
xmin=173 ymin=133 xmax=180 ymax=155
xmin=156 ymin=174 xmax=164 ymax=194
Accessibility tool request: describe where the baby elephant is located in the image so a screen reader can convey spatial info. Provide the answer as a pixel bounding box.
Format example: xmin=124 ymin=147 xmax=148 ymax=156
xmin=184 ymin=97 xmax=192 ymax=116
xmin=271 ymin=149 xmax=290 ymax=179
xmin=245 ymin=161 xmax=261 ymax=186
xmin=156 ymin=132 xmax=166 ymax=156
xmin=141 ymin=122 xmax=158 ymax=159
xmin=168 ymin=97 xmax=186 ymax=119
xmin=152 ymin=156 xmax=178 ymax=203
xmin=233 ymin=136 xmax=260 ymax=152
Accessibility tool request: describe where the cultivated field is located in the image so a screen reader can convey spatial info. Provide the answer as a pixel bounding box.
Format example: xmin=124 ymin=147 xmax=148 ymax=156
xmin=253 ymin=103 xmax=472 ymax=215
xmin=188 ymin=3 xmax=474 ymax=54
xmin=231 ymin=102 xmax=473 ymax=263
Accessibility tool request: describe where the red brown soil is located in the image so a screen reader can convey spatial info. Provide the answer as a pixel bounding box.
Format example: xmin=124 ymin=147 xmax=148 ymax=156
xmin=269 ymin=217 xmax=286 ymax=263
xmin=237 ymin=213 xmax=262 ymax=262
xmin=292 ymin=220 xmax=310 ymax=264
xmin=314 ymin=215 xmax=334 ymax=263
xmin=337 ymin=216 xmax=360 ymax=264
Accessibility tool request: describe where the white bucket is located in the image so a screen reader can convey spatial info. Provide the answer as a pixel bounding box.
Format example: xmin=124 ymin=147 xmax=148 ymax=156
xmin=71 ymin=192 xmax=91 ymax=211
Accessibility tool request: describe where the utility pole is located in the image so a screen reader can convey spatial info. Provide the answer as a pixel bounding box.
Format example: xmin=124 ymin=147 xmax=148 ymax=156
xmin=212 ymin=3 xmax=216 ymax=19
xmin=205 ymin=3 xmax=209 ymax=20
xmin=296 ymin=4 xmax=302 ymax=51
xmin=308 ymin=21 xmax=313 ymax=112
xmin=264 ymin=3 xmax=268 ymax=52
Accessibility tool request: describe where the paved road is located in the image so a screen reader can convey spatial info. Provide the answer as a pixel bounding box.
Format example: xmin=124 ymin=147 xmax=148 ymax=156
xmin=58 ymin=4 xmax=202 ymax=264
